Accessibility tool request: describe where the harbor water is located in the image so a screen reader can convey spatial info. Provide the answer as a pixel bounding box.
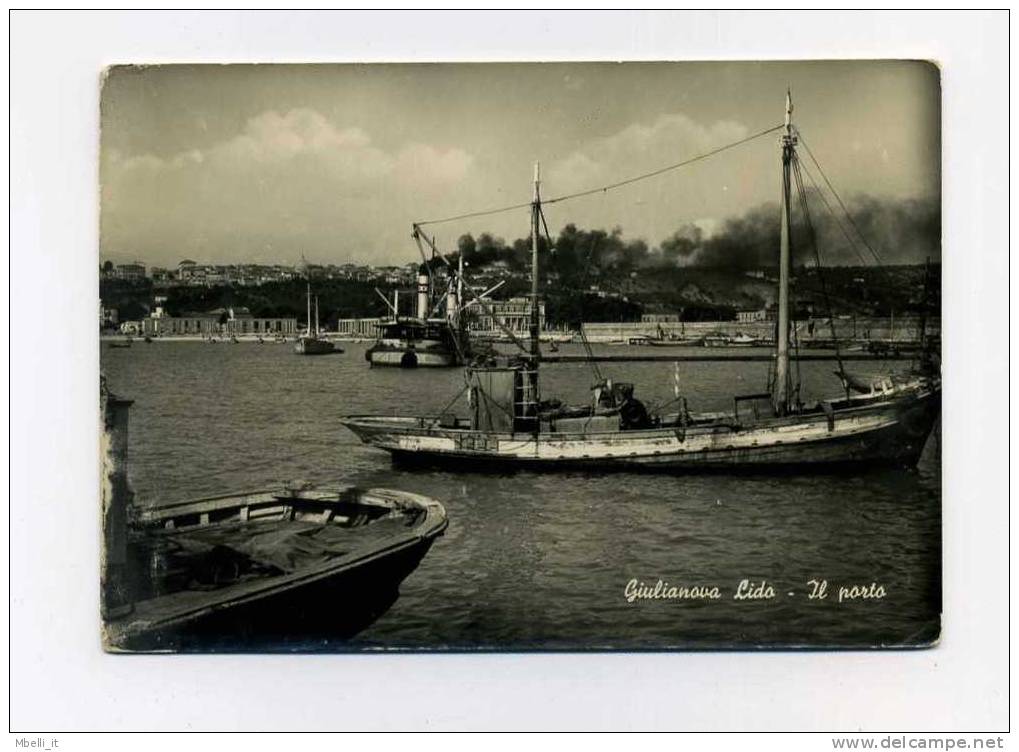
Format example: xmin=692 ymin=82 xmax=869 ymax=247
xmin=101 ymin=340 xmax=941 ymax=650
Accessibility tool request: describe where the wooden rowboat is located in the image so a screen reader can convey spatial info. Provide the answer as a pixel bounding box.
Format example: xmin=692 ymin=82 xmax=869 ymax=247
xmin=104 ymin=484 xmax=447 ymax=651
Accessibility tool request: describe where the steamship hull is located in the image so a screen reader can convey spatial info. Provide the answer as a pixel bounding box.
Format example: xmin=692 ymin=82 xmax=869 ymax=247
xmin=366 ymin=341 xmax=459 ymax=368
xmin=342 ymin=385 xmax=939 ymax=472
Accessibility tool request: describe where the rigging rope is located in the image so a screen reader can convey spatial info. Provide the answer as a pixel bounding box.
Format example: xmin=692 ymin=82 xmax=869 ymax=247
xmin=574 ymin=235 xmax=605 ymax=384
xmin=413 ymin=123 xmax=784 ymax=228
xmin=795 ymin=156 xmax=878 ymax=266
xmin=795 ymin=129 xmax=885 ymax=265
xmin=537 ymin=202 xmax=604 ymax=383
xmin=791 ymin=154 xmax=850 ymax=398
xmin=429 ymin=384 xmax=470 ymax=427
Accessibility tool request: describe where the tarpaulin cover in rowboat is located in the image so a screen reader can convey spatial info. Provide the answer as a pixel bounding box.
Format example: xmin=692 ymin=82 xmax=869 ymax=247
xmin=140 ymin=515 xmax=417 ymax=592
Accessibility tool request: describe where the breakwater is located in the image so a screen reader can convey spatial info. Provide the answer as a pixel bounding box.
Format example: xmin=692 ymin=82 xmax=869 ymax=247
xmin=581 ymin=316 xmax=939 ymax=344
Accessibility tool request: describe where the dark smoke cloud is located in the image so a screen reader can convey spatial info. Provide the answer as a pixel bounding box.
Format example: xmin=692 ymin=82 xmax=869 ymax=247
xmin=662 ymin=191 xmax=940 ymax=269
xmin=458 ymin=192 xmax=939 ymax=280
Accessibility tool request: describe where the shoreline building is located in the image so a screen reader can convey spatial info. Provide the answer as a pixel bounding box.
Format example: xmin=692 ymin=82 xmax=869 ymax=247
xmin=115 ymin=262 xmax=146 ymax=281
xmin=99 ymin=300 xmax=119 ymax=330
xmin=336 ymin=318 xmax=384 ymax=338
xmin=466 ymin=297 xmax=546 ymax=334
xmin=141 ymin=306 xmax=297 ymax=337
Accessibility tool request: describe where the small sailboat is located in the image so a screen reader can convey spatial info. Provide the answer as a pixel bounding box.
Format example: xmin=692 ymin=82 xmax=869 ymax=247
xmin=295 ymin=284 xmax=342 ymax=356
xmin=342 ymin=94 xmax=940 ymax=472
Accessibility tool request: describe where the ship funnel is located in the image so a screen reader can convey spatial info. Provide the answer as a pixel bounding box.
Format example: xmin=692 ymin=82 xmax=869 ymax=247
xmin=446 ymin=284 xmax=458 ymax=323
xmin=417 ymin=268 xmax=429 ymax=319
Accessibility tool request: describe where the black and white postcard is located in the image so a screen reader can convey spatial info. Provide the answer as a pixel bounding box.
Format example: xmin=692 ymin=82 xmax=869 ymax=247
xmin=97 ymin=60 xmax=944 ymax=653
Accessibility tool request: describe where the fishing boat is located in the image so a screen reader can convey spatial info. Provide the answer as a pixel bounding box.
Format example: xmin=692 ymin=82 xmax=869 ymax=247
xmin=342 ymin=94 xmax=940 ymax=472
xmin=295 ymin=283 xmax=342 ymax=356
xmin=100 ymin=382 xmax=447 ymax=651
xmin=365 ymin=264 xmax=469 ymax=368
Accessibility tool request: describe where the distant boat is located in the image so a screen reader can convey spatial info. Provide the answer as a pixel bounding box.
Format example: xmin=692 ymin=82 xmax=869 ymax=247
xmin=730 ymin=333 xmax=761 ymax=347
xmin=365 ymin=266 xmax=466 ymax=368
xmin=702 ymin=332 xmax=760 ymax=347
xmin=295 ymin=285 xmax=342 ymax=356
xmin=109 ymin=338 xmax=132 ymax=349
xmin=366 ymin=318 xmax=462 ymax=367
xmin=646 ymin=336 xmax=704 ymax=347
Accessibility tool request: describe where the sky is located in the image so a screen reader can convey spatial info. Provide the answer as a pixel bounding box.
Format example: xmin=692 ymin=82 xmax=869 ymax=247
xmin=100 ymin=61 xmax=940 ymax=268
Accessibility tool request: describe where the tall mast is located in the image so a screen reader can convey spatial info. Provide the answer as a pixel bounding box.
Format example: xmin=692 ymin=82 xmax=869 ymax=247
xmin=306 ymin=281 xmax=312 ymax=338
xmin=314 ymin=295 xmax=320 ymax=337
xmin=774 ymin=90 xmax=797 ymax=416
xmin=530 ymin=161 xmax=541 ymax=361
xmin=458 ymin=251 xmax=464 ymax=308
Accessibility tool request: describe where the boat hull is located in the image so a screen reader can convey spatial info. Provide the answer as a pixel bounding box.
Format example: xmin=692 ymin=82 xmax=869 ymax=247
xmin=342 ymin=387 xmax=940 ymax=473
xmin=366 ymin=343 xmax=459 ymax=368
xmin=115 ymin=535 xmax=442 ymax=651
xmin=105 ymin=487 xmax=447 ymax=651
xmin=295 ymin=337 xmax=340 ymax=355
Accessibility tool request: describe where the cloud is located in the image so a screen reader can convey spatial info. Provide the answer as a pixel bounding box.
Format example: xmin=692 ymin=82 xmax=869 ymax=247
xmin=550 ymin=113 xmax=750 ymax=196
xmin=528 ymin=113 xmax=764 ymax=248
xmin=102 ymin=108 xmax=473 ymax=264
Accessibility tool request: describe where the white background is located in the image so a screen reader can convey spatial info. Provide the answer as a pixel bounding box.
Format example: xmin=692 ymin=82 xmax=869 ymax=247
xmin=7 ymin=10 xmax=1011 ymax=734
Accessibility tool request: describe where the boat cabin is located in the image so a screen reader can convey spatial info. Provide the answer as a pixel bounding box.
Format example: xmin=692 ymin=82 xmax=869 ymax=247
xmin=377 ymin=317 xmax=455 ymax=343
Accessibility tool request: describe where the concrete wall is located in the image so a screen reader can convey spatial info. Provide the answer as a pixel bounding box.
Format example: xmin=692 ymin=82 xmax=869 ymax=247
xmin=581 ymin=316 xmax=941 ymax=343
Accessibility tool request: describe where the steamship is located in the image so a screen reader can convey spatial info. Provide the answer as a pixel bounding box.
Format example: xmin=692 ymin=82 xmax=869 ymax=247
xmin=365 ymin=265 xmax=469 ymax=368
xmin=343 ymin=93 xmax=940 ymax=471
